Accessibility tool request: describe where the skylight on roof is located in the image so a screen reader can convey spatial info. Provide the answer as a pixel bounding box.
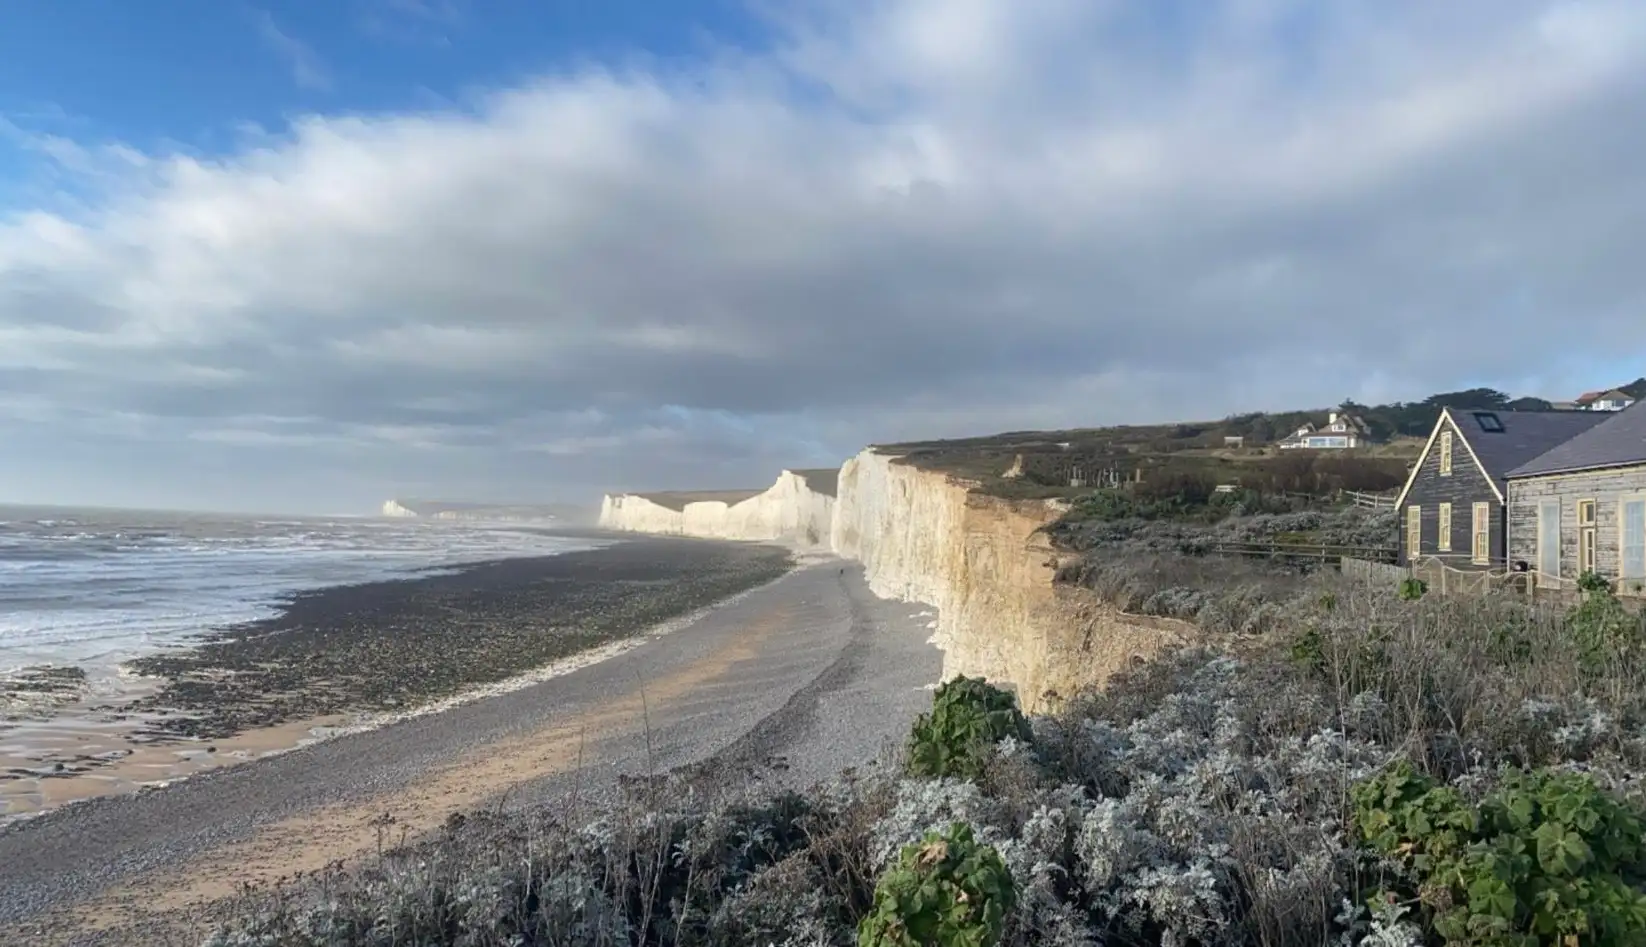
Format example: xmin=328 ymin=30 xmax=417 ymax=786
xmin=1474 ymin=412 xmax=1504 ymax=432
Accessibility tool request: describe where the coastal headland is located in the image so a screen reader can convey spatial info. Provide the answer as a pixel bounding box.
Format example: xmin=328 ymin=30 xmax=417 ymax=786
xmin=3 ymin=441 xmax=1209 ymax=942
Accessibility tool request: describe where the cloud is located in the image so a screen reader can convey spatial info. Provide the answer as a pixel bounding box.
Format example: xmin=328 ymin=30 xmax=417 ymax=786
xmin=3 ymin=0 xmax=1646 ymax=509
xmin=358 ymin=0 xmax=464 ymax=45
xmin=254 ymin=11 xmax=332 ymax=91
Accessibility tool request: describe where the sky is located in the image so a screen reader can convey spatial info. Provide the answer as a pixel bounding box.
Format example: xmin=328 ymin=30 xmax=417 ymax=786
xmin=1 ymin=0 xmax=1645 ymax=514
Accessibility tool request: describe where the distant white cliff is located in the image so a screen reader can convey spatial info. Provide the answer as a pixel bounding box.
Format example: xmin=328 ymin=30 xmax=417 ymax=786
xmin=382 ymin=500 xmax=418 ymax=518
xmin=598 ymin=469 xmax=838 ymax=548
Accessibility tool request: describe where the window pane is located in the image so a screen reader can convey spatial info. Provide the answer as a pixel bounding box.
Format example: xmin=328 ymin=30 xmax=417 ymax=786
xmin=1624 ymin=500 xmax=1646 ymax=579
xmin=1473 ymin=503 xmax=1490 ymax=563
xmin=1539 ymin=501 xmax=1560 ymax=577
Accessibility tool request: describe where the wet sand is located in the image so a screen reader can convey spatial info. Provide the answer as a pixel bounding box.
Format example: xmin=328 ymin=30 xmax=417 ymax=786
xmin=0 ymin=536 xmax=791 ymax=824
xmin=2 ymin=713 xmax=349 ymax=821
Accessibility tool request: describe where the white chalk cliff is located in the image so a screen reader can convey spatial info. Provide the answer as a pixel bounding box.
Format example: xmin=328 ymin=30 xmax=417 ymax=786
xmin=601 ymin=450 xmax=1190 ymax=711
xmin=599 ymin=469 xmax=837 ymax=548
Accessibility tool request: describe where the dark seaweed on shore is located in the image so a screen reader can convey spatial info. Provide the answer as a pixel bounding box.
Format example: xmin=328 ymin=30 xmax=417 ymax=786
xmin=123 ymin=540 xmax=792 ymax=740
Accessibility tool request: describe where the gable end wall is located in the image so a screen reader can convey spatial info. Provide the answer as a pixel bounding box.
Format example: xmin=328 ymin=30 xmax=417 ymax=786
xmin=1400 ymin=414 xmax=1502 ymax=568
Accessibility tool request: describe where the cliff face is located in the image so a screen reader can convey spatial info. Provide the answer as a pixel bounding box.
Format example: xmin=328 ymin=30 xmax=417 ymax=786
xmin=599 ymin=470 xmax=836 ymax=548
xmin=833 ymin=449 xmax=1190 ymax=711
xmin=599 ymin=450 xmax=1190 ymax=711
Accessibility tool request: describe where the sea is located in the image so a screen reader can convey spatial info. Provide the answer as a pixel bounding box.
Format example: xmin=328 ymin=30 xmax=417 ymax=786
xmin=0 ymin=505 xmax=600 ymax=686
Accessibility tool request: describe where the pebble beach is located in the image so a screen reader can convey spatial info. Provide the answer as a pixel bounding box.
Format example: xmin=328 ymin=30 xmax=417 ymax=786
xmin=0 ymin=553 xmax=944 ymax=946
xmin=1 ymin=536 xmax=793 ymax=823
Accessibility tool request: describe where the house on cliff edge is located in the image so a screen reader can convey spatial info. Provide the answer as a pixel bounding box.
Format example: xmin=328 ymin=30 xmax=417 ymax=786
xmin=1504 ymin=399 xmax=1646 ymax=592
xmin=1394 ymin=407 xmax=1607 ymax=570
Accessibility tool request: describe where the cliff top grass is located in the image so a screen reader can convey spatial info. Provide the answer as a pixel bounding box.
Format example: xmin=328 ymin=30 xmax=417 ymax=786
xmin=875 ymin=424 xmax=1413 ymax=504
xmin=869 ymin=384 xmax=1611 ymax=501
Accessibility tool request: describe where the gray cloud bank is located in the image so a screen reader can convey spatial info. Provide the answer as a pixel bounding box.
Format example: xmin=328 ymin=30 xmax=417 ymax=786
xmin=2 ymin=0 xmax=1645 ymax=512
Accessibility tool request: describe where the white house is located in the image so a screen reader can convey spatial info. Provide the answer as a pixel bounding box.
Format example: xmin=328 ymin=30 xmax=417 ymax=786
xmin=1580 ymin=388 xmax=1632 ymax=411
xmin=1278 ymin=411 xmax=1368 ymax=449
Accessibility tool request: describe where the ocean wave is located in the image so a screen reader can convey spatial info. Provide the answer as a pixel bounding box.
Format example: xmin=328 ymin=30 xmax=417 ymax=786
xmin=0 ymin=510 xmax=597 ymax=672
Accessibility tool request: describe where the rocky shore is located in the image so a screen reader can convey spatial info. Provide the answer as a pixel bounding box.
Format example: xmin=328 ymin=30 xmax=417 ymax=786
xmin=0 ymin=559 xmax=942 ymax=945
xmin=1 ymin=537 xmax=795 ymax=824
xmin=117 ymin=537 xmax=794 ymax=740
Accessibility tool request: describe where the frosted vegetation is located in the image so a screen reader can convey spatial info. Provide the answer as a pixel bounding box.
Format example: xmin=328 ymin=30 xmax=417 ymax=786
xmin=204 ymin=554 xmax=1646 ymax=945
xmin=1053 ymin=508 xmax=1401 ymax=636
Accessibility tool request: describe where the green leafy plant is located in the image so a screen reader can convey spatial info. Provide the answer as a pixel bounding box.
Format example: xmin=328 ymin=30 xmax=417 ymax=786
xmin=1352 ymin=761 xmax=1646 ymax=945
xmin=858 ymin=823 xmax=1016 ymax=947
xmin=906 ymin=676 xmax=1032 ymax=780
xmin=1566 ymin=586 xmax=1646 ymax=673
xmin=1289 ymin=626 xmax=1326 ymax=672
xmin=1398 ymin=577 xmax=1429 ymax=601
xmin=1578 ymin=570 xmax=1614 ymax=594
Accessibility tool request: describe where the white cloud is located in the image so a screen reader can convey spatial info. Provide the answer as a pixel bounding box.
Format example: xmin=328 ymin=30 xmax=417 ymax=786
xmin=255 ymin=11 xmax=333 ymax=91
xmin=3 ymin=0 xmax=1646 ymax=509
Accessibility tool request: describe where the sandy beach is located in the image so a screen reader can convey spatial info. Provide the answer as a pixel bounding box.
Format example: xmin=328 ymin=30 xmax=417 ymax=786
xmin=0 ymin=552 xmax=942 ymax=946
xmin=0 ymin=535 xmax=792 ymax=825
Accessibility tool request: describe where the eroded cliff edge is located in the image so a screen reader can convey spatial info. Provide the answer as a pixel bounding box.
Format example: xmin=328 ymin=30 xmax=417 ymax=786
xmin=601 ymin=449 xmax=1190 ymax=711
xmin=832 ymin=449 xmax=1190 ymax=711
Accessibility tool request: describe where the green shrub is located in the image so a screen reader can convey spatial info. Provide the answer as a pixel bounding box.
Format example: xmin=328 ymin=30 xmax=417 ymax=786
xmin=1398 ymin=577 xmax=1428 ymax=601
xmin=1353 ymin=761 xmax=1646 ymax=945
xmin=1289 ymin=625 xmax=1326 ymax=672
xmin=1578 ymin=570 xmax=1614 ymax=594
xmin=906 ymin=676 xmax=1031 ymax=780
xmin=858 ymin=823 xmax=1015 ymax=947
xmin=1567 ymin=587 xmax=1646 ymax=673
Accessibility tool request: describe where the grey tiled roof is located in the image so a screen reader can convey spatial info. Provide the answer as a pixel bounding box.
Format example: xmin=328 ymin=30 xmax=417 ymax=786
xmin=1452 ymin=408 xmax=1609 ymax=490
xmin=1507 ymin=400 xmax=1646 ymax=478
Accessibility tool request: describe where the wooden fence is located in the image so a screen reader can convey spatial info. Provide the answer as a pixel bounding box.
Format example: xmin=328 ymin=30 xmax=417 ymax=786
xmin=1268 ymin=488 xmax=1398 ymax=509
xmin=1344 ymin=489 xmax=1398 ymax=510
xmin=1340 ymin=556 xmax=1408 ymax=585
xmin=1209 ymin=540 xmax=1400 ymax=565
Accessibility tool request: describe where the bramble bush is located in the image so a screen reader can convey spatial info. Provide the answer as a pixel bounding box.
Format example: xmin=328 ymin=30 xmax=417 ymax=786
xmin=1566 ymin=584 xmax=1646 ymax=675
xmin=859 ymin=822 xmax=1016 ymax=947
xmin=907 ymin=676 xmax=1032 ymax=781
xmin=1354 ymin=761 xmax=1646 ymax=945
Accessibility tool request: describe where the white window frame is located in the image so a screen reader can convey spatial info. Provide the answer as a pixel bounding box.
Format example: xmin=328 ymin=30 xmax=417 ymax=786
xmin=1437 ymin=503 xmax=1452 ymax=552
xmin=1620 ymin=494 xmax=1646 ymax=585
xmin=1578 ymin=499 xmax=1598 ymax=576
xmin=1537 ymin=499 xmax=1561 ymax=579
xmin=1439 ymin=431 xmax=1453 ymax=476
xmin=1406 ymin=505 xmax=1422 ymax=559
xmin=1472 ymin=502 xmax=1490 ymax=565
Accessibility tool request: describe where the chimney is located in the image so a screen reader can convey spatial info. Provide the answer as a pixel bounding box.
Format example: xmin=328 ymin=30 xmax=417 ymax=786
xmin=1328 ymin=411 xmax=1338 ymax=425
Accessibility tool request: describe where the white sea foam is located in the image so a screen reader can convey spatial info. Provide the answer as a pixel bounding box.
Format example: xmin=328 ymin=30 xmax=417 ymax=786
xmin=0 ymin=505 xmax=602 ymax=678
